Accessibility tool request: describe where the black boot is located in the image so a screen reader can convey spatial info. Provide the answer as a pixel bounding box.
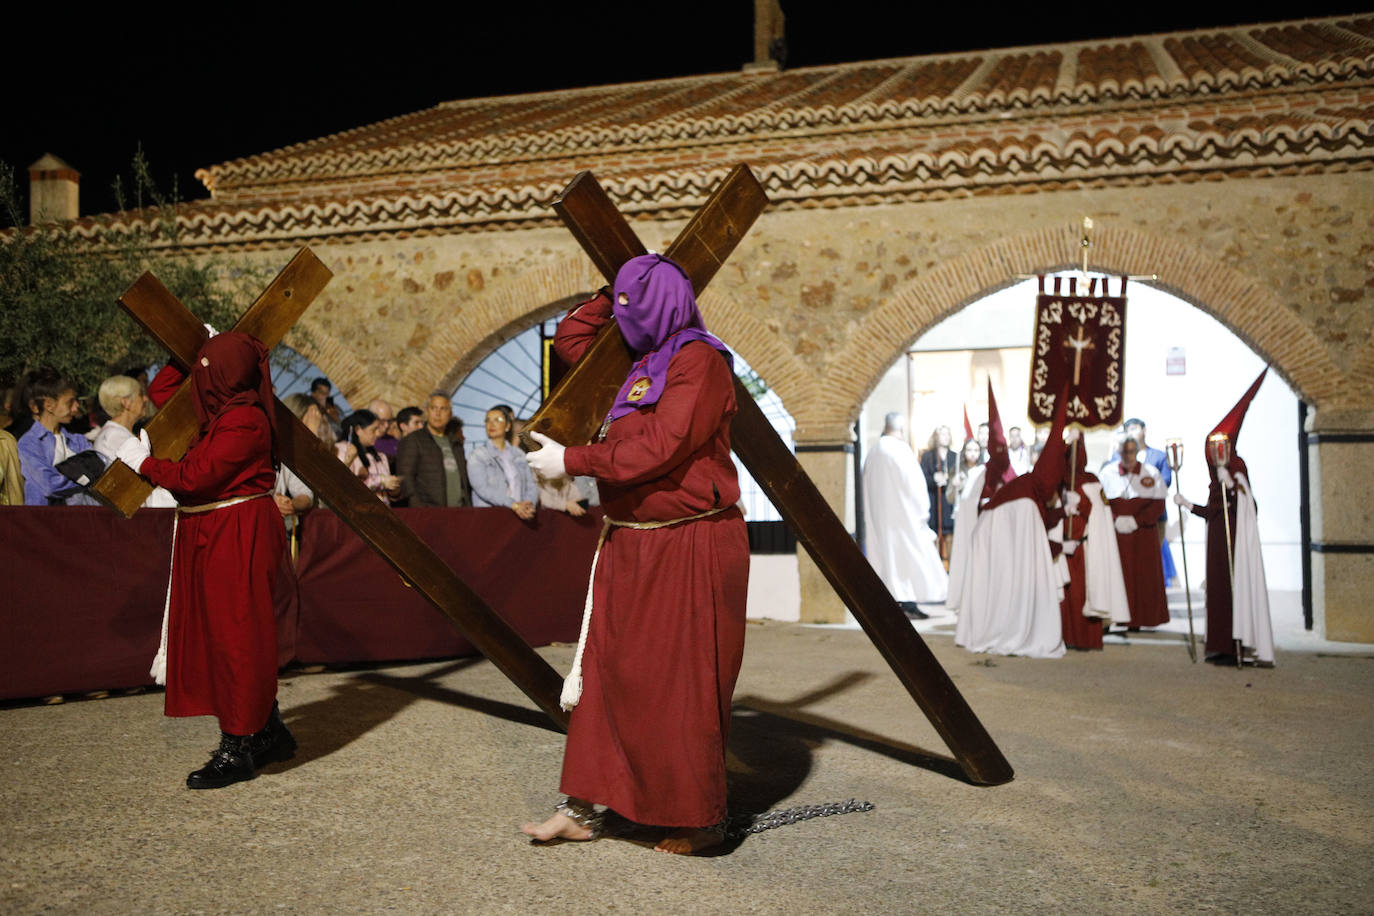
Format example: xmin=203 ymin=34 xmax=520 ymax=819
xmin=898 ymin=601 xmax=929 ymax=620
xmin=250 ymin=701 xmax=297 ymax=767
xmin=187 ymin=732 xmax=256 ymax=790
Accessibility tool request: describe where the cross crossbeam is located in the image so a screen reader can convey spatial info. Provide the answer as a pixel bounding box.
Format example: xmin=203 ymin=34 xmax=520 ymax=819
xmin=525 ymin=165 xmax=1014 ymax=786
xmin=96 ymin=250 xmax=570 ymax=727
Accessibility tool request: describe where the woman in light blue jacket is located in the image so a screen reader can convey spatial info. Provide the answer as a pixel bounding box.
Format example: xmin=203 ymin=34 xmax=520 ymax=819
xmin=467 ymin=404 xmax=538 ymax=519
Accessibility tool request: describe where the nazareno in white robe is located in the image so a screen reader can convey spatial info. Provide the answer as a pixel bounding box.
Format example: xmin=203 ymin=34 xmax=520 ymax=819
xmin=861 ymin=435 xmax=948 ymax=603
xmin=948 ymin=467 xmax=1066 ymax=659
xmin=1231 ymin=472 xmax=1275 ymax=664
xmin=1081 ymin=480 xmax=1131 ymax=625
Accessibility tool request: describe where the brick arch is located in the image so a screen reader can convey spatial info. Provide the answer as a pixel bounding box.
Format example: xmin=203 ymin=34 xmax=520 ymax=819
xmin=280 ymin=319 xmax=374 ymax=409
xmin=814 ymin=223 xmax=1344 ymax=437
xmin=397 ymin=255 xmax=603 ymax=400
xmin=393 ymin=254 xmax=817 ymax=419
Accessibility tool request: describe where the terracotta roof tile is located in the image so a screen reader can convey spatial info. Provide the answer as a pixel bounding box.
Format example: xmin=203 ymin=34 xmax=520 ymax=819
xmin=1337 ymin=16 xmax=1374 ymax=41
xmin=59 ymin=15 xmax=1370 ymax=248
xmin=1077 ymin=42 xmax=1163 ymax=95
xmin=981 ymin=51 xmax=1062 ymax=103
xmin=1254 ymin=22 xmax=1370 ymax=64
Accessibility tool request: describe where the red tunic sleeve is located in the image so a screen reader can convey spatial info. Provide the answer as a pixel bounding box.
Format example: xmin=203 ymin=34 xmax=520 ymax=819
xmin=147 ymin=362 xmax=187 ymax=409
xmin=564 ymin=342 xmax=734 ymax=488
xmin=1112 ymin=496 xmax=1164 ymax=526
xmin=553 ymin=291 xmax=613 ymax=366
xmin=142 ymin=405 xmax=273 ymax=501
xmin=1191 ymin=485 xmax=1223 ymax=521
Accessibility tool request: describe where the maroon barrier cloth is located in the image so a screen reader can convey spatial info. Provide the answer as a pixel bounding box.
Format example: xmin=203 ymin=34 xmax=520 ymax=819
xmin=0 ymin=507 xmax=298 ymax=700
xmin=292 ymin=507 xmax=600 ymax=664
xmin=1 ymin=506 xmax=598 ymax=700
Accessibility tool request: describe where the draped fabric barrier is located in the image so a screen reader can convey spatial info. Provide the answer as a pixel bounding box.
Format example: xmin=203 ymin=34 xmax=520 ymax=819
xmin=0 ymin=506 xmax=601 ymax=701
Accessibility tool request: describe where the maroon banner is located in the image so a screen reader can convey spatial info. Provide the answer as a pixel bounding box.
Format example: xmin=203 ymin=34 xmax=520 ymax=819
xmin=1028 ymin=276 xmax=1128 ymax=428
xmin=0 ymin=506 xmax=598 ymax=701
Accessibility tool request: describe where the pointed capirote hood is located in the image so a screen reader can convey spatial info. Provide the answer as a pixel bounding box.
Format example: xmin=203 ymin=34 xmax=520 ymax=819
xmin=980 ymin=380 xmax=1018 ymax=501
xmin=1208 ymin=367 xmax=1267 ymax=449
xmin=1028 ymin=388 xmax=1069 ymax=496
xmin=982 ymin=385 xmax=1069 ymax=514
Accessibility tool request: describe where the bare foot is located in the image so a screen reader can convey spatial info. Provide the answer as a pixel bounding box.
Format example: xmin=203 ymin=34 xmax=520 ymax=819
xmin=654 ymin=827 xmax=725 ymax=855
xmin=520 ymin=812 xmax=594 ymax=842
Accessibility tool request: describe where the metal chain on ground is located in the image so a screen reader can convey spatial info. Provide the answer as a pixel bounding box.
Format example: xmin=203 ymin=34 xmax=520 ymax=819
xmin=726 ymin=799 xmax=875 ymax=837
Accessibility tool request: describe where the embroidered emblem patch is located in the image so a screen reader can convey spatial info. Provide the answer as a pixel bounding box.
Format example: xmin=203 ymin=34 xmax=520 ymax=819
xmin=626 ymin=377 xmax=652 ymax=402
xmin=1141 ymin=476 xmax=1155 ymax=488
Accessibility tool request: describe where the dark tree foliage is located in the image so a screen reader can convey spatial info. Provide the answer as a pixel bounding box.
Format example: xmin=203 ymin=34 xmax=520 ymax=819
xmin=0 ymin=150 xmax=262 ymax=396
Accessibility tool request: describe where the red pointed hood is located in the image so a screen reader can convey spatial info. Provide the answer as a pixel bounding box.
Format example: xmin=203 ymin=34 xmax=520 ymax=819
xmin=980 ymin=380 xmax=1018 ymax=501
xmin=1028 ymin=389 xmax=1069 ymax=496
xmin=1205 ymin=367 xmax=1266 ymax=474
xmin=983 ymin=386 xmax=1068 ymax=514
xmin=962 ymin=403 xmax=974 ymax=442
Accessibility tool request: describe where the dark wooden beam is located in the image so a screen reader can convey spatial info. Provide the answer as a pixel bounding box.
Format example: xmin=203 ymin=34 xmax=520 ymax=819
xmin=524 ymin=166 xmax=1014 ymax=786
xmin=92 ymin=251 xmax=332 ymax=518
xmin=524 ymin=164 xmax=768 ymax=450
xmin=98 ymin=249 xmax=571 ymax=728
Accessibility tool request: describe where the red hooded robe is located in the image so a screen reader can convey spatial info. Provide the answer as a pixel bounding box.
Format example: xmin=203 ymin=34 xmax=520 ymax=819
xmin=552 ymin=263 xmax=748 ymax=829
xmin=142 ymin=333 xmax=284 ymax=735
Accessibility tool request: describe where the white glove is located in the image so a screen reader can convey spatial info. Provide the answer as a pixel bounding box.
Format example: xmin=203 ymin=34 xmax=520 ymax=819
xmin=1064 ymin=491 xmax=1082 ymax=516
xmin=203 ymin=323 xmax=219 ymax=338
xmin=116 ymin=429 xmax=152 ymax=474
xmin=1173 ymin=493 xmax=1193 ymax=511
xmin=526 ymin=431 xmax=567 ymax=480
xmin=1217 ymin=467 xmax=1234 ymax=490
xmin=1114 ymin=515 xmax=1138 ymax=535
xmin=1063 ymin=539 xmax=1080 ymax=556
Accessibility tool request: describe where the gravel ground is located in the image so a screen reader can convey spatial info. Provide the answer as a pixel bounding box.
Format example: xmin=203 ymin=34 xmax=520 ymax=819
xmin=2 ymin=620 xmax=1371 ymax=915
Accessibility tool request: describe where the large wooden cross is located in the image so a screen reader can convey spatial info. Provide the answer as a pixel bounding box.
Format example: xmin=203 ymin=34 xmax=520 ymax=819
xmin=524 ymin=164 xmax=1014 ymax=786
xmin=91 ymin=250 xmax=570 ymax=727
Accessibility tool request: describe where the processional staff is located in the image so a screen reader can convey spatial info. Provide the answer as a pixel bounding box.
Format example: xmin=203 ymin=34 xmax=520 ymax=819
xmin=1206 ymin=432 xmax=1244 ymax=669
xmin=1165 ymin=438 xmax=1197 ymax=663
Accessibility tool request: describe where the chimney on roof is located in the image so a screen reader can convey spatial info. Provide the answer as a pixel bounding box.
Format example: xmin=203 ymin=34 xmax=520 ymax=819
xmin=744 ymin=0 xmax=785 ymax=73
xmin=28 ymin=153 xmax=80 ymax=224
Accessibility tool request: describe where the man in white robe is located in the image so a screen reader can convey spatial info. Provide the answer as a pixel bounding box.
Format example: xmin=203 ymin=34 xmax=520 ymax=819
xmin=862 ymin=413 xmax=948 ymax=617
xmin=949 ymin=385 xmax=1065 ymax=659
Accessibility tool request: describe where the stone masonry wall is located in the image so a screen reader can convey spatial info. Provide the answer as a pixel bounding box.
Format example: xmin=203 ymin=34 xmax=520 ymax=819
xmin=265 ymin=170 xmax=1371 ymax=442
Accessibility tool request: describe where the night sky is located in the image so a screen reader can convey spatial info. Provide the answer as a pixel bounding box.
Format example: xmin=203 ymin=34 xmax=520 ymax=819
xmin=6 ymin=2 xmax=1351 ymax=224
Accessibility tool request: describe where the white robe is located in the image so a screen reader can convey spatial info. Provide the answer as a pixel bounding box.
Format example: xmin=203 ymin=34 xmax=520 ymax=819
xmin=862 ymin=436 xmax=948 ymax=603
xmin=945 ymin=465 xmax=985 ymax=611
xmin=1081 ymin=480 xmax=1131 ymax=624
xmin=1231 ymin=473 xmax=1275 ymax=664
xmin=949 ymin=472 xmax=1065 ymax=659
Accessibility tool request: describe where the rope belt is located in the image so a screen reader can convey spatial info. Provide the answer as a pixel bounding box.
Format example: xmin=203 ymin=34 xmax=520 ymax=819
xmin=560 ymin=504 xmax=731 ymax=711
xmin=150 ymin=491 xmax=273 ymax=685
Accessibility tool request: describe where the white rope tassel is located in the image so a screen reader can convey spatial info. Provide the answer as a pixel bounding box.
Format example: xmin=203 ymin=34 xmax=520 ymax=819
xmin=149 ymin=512 xmax=178 ymax=686
xmin=560 ymin=505 xmax=732 ymax=712
xmin=561 ymin=518 xmax=611 ymax=711
xmin=147 ymin=491 xmax=270 ymax=687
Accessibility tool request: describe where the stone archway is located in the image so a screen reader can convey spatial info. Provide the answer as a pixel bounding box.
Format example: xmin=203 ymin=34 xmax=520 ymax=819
xmin=281 ymin=320 xmax=374 ymax=410
xmin=386 ymin=252 xmax=822 ymax=417
xmin=822 ymin=223 xmax=1340 ymax=436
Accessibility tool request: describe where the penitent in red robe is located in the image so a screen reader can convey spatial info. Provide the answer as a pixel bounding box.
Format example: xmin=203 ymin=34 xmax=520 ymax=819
xmin=1108 ymin=492 xmax=1170 ymax=628
xmin=1051 ymin=476 xmax=1105 ymax=650
xmin=142 ymin=366 xmax=284 ymax=735
xmin=1191 ymin=479 xmax=1240 ymax=657
xmin=554 ymin=293 xmax=749 ymax=828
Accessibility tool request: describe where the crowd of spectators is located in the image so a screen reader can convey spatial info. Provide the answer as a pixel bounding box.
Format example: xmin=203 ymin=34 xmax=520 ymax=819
xmin=1 ymin=369 xmax=597 ymax=526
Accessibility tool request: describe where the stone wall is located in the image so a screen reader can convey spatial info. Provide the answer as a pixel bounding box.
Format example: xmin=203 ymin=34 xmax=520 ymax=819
xmin=238 ymin=168 xmax=1373 ymax=638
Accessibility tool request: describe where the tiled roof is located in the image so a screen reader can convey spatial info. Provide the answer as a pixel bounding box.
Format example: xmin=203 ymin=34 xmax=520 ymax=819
xmin=70 ymin=15 xmax=1374 ymax=249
